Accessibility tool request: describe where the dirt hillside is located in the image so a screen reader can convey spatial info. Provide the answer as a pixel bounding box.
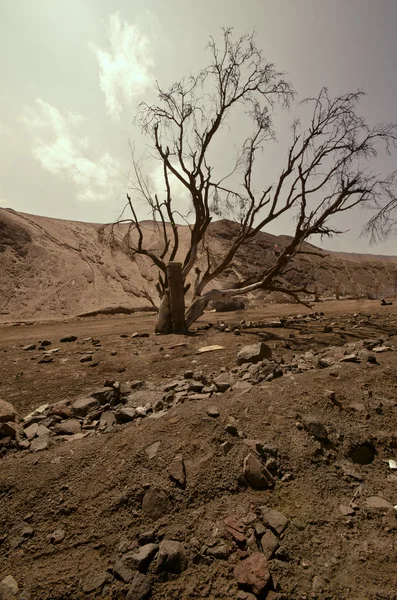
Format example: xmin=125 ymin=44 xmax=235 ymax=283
xmin=1 ymin=208 xmax=397 ymax=322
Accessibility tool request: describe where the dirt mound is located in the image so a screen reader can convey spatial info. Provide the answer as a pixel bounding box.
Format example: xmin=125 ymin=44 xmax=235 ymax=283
xmin=0 ymin=209 xmax=396 ymax=322
xmin=1 ymin=303 xmax=397 ymax=599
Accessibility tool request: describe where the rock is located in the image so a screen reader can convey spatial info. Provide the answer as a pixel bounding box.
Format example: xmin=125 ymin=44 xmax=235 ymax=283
xmin=0 ymin=422 xmax=18 ymax=439
xmin=36 ymin=424 xmax=51 ymax=437
xmin=99 ymin=411 xmax=116 ymax=429
xmin=339 ymin=504 xmax=355 ymax=516
xmin=115 ymin=407 xmax=138 ymax=423
xmin=260 ymin=529 xmax=279 ymax=559
xmin=30 ymin=435 xmax=52 ymax=452
xmin=126 ymin=572 xmax=151 ymax=600
xmin=224 ymin=517 xmax=246 ymax=543
xmin=8 ymin=522 xmax=34 ymax=549
xmin=0 ymin=400 xmax=18 ymax=423
xmin=260 ymin=507 xmax=289 ymax=536
xmin=23 ymin=344 xmax=36 ymax=351
xmin=112 ymin=559 xmax=134 ymax=583
xmin=49 ymin=528 xmax=66 ymax=544
xmin=302 ymin=416 xmax=329 ymax=441
xmin=142 ymin=488 xmax=172 ymax=520
xmin=53 ymin=419 xmax=81 ymax=436
xmin=214 ymin=381 xmax=231 ymax=393
xmin=207 ymin=544 xmax=229 ymax=559
xmin=49 ymin=402 xmax=73 ymax=419
xmin=237 ymin=342 xmax=272 ymax=365
xmin=123 ymin=544 xmax=158 ymax=572
xmin=312 ymin=575 xmax=326 ymax=593
xmin=24 ymin=423 xmax=38 ymax=440
xmin=72 ymin=397 xmax=99 ymax=417
xmin=60 ymin=335 xmax=77 ymax=342
xmin=197 ymin=345 xmax=224 ymax=353
xmin=0 ymin=575 xmax=19 ymax=598
xmin=156 ymin=540 xmax=188 ymax=574
xmin=168 ymin=455 xmax=186 ymax=487
xmin=81 ymin=571 xmax=108 ymax=593
xmin=207 ymin=405 xmax=220 ymax=418
xmin=221 ymin=441 xmax=232 ymax=455
xmin=365 ymin=496 xmax=393 ymax=512
xmin=145 ymin=441 xmax=161 ymax=459
xmin=91 ymin=387 xmax=119 ymax=405
xmin=184 ymin=370 xmax=193 ymax=379
xmin=236 ymin=592 xmax=256 ymax=600
xmin=80 ymin=355 xmax=92 ymax=363
xmin=40 ymin=340 xmax=51 ymax=346
xmin=243 ymin=454 xmax=274 ymax=489
xmin=38 ymin=355 xmax=54 ymax=364
xmin=340 ymin=353 xmax=360 ymax=363
xmin=234 ymin=552 xmax=270 ymax=596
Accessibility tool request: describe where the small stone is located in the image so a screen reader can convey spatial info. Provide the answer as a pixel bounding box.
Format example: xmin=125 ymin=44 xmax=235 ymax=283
xmin=339 ymin=504 xmax=355 ymax=516
xmin=214 ymin=381 xmax=231 ymax=393
xmin=145 ymin=441 xmax=160 ymax=459
xmin=81 ymin=571 xmax=108 ymax=593
xmin=312 ymin=575 xmax=326 ymax=593
xmin=365 ymin=496 xmax=393 ymax=511
xmin=38 ymin=355 xmax=54 ymax=364
xmin=168 ymin=455 xmax=186 ymax=487
xmin=260 ymin=529 xmax=279 ymax=559
xmin=142 ymin=488 xmax=172 ymax=520
xmin=234 ymin=552 xmax=270 ymax=596
xmin=224 ymin=517 xmax=246 ymax=543
xmin=115 ymin=407 xmax=138 ymax=423
xmin=221 ymin=441 xmax=232 ymax=455
xmin=207 ymin=406 xmax=220 ymax=418
xmin=207 ymin=544 xmax=229 ymax=559
xmin=260 ymin=507 xmax=289 ymax=536
xmin=112 ymin=559 xmax=134 ymax=583
xmin=30 ymin=435 xmax=52 ymax=452
xmin=123 ymin=544 xmax=158 ymax=572
xmin=0 ymin=575 xmax=19 ymax=597
xmin=243 ymin=454 xmax=274 ymax=489
xmin=72 ymin=397 xmax=99 ymax=417
xmin=156 ymin=540 xmax=187 ymax=574
xmin=80 ymin=355 xmax=92 ymax=363
xmin=237 ymin=342 xmax=272 ymax=365
xmin=49 ymin=402 xmax=73 ymax=419
xmin=23 ymin=344 xmax=36 ymax=351
xmin=49 ymin=528 xmax=65 ymax=544
xmin=126 ymin=572 xmax=151 ymax=600
xmin=36 ymin=424 xmax=51 ymax=437
xmin=302 ymin=416 xmax=329 ymax=441
xmin=184 ymin=370 xmax=193 ymax=379
xmin=53 ymin=419 xmax=81 ymax=436
xmin=0 ymin=400 xmax=18 ymax=423
xmin=99 ymin=412 xmax=116 ymax=429
xmin=60 ymin=335 xmax=77 ymax=342
xmin=0 ymin=422 xmax=18 ymax=439
xmin=236 ymin=592 xmax=256 ymax=600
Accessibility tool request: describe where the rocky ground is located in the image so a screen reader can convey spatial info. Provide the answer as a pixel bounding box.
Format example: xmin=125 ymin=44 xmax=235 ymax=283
xmin=1 ymin=300 xmax=397 ymax=599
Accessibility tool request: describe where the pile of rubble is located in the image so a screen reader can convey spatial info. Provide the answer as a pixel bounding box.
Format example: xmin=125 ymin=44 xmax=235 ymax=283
xmin=0 ymin=334 xmax=394 ymax=456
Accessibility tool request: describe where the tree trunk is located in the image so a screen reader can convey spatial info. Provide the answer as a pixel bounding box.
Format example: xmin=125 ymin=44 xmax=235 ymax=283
xmin=155 ymin=291 xmax=173 ymax=334
xmin=185 ymin=295 xmax=209 ymax=329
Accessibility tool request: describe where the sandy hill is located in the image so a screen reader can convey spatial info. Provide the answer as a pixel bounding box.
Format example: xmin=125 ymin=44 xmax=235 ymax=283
xmin=0 ymin=208 xmax=396 ymax=321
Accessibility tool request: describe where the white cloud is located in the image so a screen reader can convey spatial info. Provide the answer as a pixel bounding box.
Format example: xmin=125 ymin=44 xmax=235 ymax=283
xmin=149 ymin=161 xmax=192 ymax=218
xmin=20 ymin=99 xmax=121 ymax=202
xmin=90 ymin=12 xmax=154 ymax=122
xmin=0 ymin=185 xmax=6 ymax=205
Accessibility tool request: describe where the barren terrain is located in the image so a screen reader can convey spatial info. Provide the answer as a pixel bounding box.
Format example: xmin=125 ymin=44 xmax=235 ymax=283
xmin=1 ymin=300 xmax=397 ymax=599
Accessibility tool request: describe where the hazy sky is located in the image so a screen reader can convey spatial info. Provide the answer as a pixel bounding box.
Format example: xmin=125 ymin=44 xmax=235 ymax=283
xmin=1 ymin=0 xmax=396 ymax=254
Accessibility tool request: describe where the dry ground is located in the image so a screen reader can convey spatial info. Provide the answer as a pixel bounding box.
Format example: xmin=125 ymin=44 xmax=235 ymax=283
xmin=1 ymin=299 xmax=397 ymax=599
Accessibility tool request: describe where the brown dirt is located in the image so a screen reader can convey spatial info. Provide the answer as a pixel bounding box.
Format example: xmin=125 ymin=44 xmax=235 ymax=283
xmin=1 ymin=300 xmax=397 ymax=599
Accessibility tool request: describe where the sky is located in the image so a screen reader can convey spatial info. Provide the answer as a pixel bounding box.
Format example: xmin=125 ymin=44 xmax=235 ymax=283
xmin=1 ymin=0 xmax=396 ymax=254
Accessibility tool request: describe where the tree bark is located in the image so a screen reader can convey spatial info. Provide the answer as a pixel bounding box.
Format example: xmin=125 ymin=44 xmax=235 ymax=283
xmin=167 ymin=262 xmax=187 ymax=333
xmin=155 ymin=291 xmax=173 ymax=334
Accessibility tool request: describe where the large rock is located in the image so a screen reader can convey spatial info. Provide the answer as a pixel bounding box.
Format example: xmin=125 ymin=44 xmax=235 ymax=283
xmin=156 ymin=540 xmax=187 ymax=574
xmin=243 ymin=454 xmax=274 ymax=489
xmin=237 ymin=342 xmax=272 ymax=365
xmin=234 ymin=552 xmax=270 ymax=595
xmin=126 ymin=572 xmax=151 ymax=600
xmin=0 ymin=400 xmax=18 ymax=424
xmin=142 ymin=488 xmax=172 ymax=520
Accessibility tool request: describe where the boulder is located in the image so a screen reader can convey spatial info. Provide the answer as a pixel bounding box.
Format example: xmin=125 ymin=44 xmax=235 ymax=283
xmin=237 ymin=342 xmax=272 ymax=365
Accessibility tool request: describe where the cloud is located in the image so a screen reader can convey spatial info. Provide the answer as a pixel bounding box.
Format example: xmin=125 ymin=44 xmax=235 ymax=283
xmin=20 ymin=99 xmax=121 ymax=202
xmin=0 ymin=185 xmax=6 ymax=205
xmin=91 ymin=12 xmax=154 ymax=122
xmin=149 ymin=161 xmax=192 ymax=219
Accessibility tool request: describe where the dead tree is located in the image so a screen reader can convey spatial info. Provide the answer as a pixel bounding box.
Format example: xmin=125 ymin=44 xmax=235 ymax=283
xmin=104 ymin=28 xmax=397 ymax=333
